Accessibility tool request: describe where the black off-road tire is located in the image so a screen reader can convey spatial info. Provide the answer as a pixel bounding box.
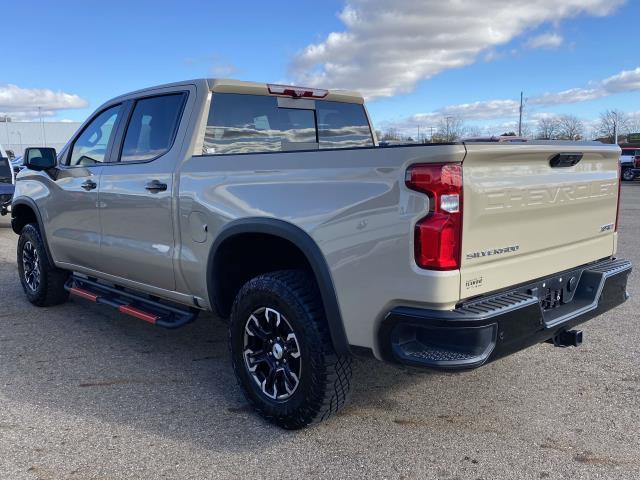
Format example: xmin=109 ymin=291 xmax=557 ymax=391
xmin=229 ymin=270 xmax=353 ymax=429
xmin=17 ymin=223 xmax=70 ymax=307
xmin=622 ymin=168 xmax=635 ymax=182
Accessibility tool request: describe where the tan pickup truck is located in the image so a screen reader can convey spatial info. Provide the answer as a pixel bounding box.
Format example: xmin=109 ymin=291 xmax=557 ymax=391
xmin=11 ymin=79 xmax=631 ymax=428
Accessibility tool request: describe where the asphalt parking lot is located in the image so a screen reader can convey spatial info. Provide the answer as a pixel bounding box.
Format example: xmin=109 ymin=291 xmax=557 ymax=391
xmin=0 ymin=184 xmax=638 ymax=480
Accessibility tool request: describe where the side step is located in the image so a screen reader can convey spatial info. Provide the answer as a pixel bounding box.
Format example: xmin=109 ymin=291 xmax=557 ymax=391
xmin=65 ymin=275 xmax=199 ymax=329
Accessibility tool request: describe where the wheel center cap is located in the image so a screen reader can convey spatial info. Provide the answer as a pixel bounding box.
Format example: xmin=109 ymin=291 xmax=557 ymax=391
xmin=272 ymin=343 xmax=284 ymax=360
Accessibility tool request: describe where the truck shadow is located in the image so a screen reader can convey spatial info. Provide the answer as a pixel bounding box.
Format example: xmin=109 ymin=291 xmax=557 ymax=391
xmin=0 ymin=266 xmax=447 ymax=453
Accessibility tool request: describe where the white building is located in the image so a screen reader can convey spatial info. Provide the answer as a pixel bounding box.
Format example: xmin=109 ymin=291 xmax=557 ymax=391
xmin=0 ymin=120 xmax=82 ymax=157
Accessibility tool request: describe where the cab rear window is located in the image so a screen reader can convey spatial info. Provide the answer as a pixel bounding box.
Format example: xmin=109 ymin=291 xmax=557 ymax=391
xmin=204 ymin=93 xmax=373 ymax=155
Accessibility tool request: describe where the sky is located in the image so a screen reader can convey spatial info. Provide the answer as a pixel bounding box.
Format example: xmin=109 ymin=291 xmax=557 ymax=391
xmin=1 ymin=0 xmax=639 ymax=138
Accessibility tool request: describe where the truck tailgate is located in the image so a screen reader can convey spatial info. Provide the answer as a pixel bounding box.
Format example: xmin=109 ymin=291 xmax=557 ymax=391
xmin=460 ymin=142 xmax=620 ymax=299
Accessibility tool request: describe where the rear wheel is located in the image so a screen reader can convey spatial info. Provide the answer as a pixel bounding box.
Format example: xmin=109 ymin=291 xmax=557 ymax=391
xmin=622 ymin=168 xmax=635 ymax=181
xmin=229 ymin=270 xmax=353 ymax=429
xmin=17 ymin=224 xmax=70 ymax=307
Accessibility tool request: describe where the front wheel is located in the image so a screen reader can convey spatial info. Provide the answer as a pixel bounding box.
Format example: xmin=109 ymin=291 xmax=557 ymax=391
xmin=17 ymin=224 xmax=70 ymax=307
xmin=622 ymin=168 xmax=635 ymax=181
xmin=229 ymin=270 xmax=353 ymax=429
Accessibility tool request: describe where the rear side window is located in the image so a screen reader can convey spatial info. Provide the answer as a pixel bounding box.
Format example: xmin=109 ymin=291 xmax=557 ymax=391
xmin=317 ymin=101 xmax=374 ymax=149
xmin=120 ymin=93 xmax=186 ymax=162
xmin=205 ymin=94 xmax=316 ymax=155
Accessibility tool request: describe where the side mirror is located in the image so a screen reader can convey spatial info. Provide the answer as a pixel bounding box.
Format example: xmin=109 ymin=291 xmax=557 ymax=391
xmin=24 ymin=147 xmax=57 ymax=171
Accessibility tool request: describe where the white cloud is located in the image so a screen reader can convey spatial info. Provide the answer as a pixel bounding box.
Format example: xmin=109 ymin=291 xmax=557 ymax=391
xmin=290 ymin=0 xmax=624 ymax=99
xmin=601 ymin=67 xmax=640 ymax=93
xmin=184 ymin=55 xmax=239 ymax=78
xmin=401 ymin=66 xmax=640 ymax=125
xmin=378 ymin=66 xmax=640 ymax=139
xmin=0 ymin=84 xmax=88 ymax=121
xmin=530 ymin=87 xmax=602 ymax=105
xmin=414 ymin=99 xmax=521 ymax=122
xmin=210 ymin=63 xmax=239 ymax=77
xmin=531 ymin=66 xmax=640 ymax=105
xmin=525 ymin=32 xmax=564 ymax=49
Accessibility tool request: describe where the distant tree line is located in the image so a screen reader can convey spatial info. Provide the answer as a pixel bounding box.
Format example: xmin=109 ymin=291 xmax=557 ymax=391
xmin=535 ymin=114 xmax=585 ymax=140
xmin=378 ymin=109 xmax=640 ymax=144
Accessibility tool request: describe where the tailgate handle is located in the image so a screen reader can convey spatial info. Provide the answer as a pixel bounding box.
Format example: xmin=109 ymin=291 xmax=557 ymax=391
xmin=550 ymin=153 xmax=583 ymax=168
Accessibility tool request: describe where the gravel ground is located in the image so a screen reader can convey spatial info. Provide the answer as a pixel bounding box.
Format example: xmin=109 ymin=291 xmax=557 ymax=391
xmin=0 ymin=184 xmax=638 ymax=480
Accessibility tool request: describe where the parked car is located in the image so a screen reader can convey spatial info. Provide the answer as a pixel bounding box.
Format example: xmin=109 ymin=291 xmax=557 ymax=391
xmin=11 ymin=156 xmax=25 ymax=175
xmin=620 ymin=147 xmax=640 ymax=181
xmin=0 ymin=145 xmax=15 ymax=216
xmin=11 ymin=79 xmax=631 ymax=429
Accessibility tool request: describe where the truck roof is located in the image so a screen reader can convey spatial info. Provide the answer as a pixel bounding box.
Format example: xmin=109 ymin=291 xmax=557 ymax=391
xmin=108 ymin=78 xmax=365 ymax=105
xmin=207 ymin=79 xmax=365 ymax=104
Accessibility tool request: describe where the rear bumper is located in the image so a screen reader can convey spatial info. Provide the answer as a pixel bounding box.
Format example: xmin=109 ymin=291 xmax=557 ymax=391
xmin=380 ymin=258 xmax=632 ymax=370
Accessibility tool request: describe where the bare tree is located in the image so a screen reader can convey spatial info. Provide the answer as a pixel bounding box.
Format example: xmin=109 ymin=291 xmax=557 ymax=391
xmin=519 ymin=121 xmax=533 ymax=138
xmin=435 ymin=116 xmax=466 ymax=142
xmin=464 ymin=125 xmax=483 ymax=138
xmin=557 ymin=115 xmax=584 ymax=141
xmin=536 ymin=116 xmax=561 ymax=139
xmin=597 ymin=110 xmax=630 ymax=142
xmin=626 ymin=117 xmax=640 ymax=136
xmin=380 ymin=128 xmax=401 ymax=141
xmin=501 ymin=121 xmax=532 ymax=138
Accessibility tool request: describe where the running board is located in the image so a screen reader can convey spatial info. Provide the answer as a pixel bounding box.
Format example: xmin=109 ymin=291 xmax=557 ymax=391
xmin=65 ymin=275 xmax=198 ymax=329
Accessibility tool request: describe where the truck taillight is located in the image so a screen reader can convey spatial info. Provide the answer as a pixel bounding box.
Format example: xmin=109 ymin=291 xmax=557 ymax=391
xmin=635 ymin=156 xmax=640 ymax=168
xmin=405 ymin=163 xmax=463 ymax=270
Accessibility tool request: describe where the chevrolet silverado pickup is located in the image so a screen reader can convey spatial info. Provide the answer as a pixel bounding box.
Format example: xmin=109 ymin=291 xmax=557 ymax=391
xmin=11 ymin=79 xmax=631 ymax=429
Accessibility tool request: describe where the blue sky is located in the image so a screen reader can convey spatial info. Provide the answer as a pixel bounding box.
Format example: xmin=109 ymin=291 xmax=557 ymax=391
xmin=1 ymin=0 xmax=639 ymax=137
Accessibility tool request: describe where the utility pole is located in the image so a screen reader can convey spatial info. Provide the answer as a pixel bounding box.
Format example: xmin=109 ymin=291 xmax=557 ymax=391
xmin=429 ymin=126 xmax=435 ymax=142
xmin=38 ymin=106 xmax=47 ymax=146
xmin=614 ymin=111 xmax=618 ymax=145
xmin=518 ymin=91 xmax=523 ymax=136
xmin=417 ymin=125 xmax=421 ymax=143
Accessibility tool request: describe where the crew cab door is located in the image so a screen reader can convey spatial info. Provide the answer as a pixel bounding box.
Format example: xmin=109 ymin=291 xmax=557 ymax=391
xmin=95 ymin=89 xmax=190 ymax=291
xmin=48 ymin=104 xmax=124 ymax=269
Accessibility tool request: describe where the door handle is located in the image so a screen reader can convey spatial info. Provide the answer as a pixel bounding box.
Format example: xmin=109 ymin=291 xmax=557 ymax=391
xmin=81 ymin=179 xmax=97 ymax=191
xmin=145 ymin=180 xmax=168 ymax=193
